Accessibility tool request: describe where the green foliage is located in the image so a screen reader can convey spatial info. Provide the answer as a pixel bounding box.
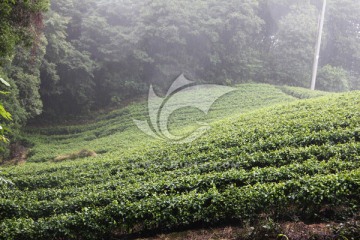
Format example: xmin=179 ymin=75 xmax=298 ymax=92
xmin=0 ymin=0 xmax=49 ymax=61
xmin=267 ymin=2 xmax=317 ymax=87
xmin=0 ymin=0 xmax=49 ymax=155
xmin=0 ymin=85 xmax=359 ymax=238
xmin=40 ymin=9 xmax=96 ymax=115
xmin=7 ymin=39 xmax=47 ymax=121
xmin=39 ymin=0 xmax=264 ymax=115
xmin=0 ymin=0 xmax=360 ymax=234
xmin=278 ymin=85 xmax=329 ymax=99
xmin=0 ymin=78 xmax=12 ymax=143
xmin=317 ymin=65 xmax=350 ymax=92
xmin=325 ymin=0 xmax=360 ymax=90
xmin=0 ymin=76 xmax=12 ymax=158
xmin=259 ymin=0 xmax=359 ymax=91
xmin=0 ymin=69 xmax=27 ymax=126
xmin=1 ymin=0 xmax=360 ymax=119
xmin=25 ymin=84 xmax=297 ymax=162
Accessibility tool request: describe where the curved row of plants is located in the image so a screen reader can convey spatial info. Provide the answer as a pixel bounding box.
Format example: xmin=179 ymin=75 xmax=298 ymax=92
xmin=0 ymin=91 xmax=359 ymax=239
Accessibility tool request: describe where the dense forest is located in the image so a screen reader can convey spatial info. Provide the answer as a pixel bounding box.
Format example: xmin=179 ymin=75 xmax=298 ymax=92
xmin=0 ymin=0 xmax=359 ymax=152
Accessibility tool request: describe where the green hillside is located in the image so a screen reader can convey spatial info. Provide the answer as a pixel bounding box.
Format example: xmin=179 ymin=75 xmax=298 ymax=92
xmin=23 ymin=84 xmax=322 ymax=163
xmin=1 ymin=84 xmax=359 ymax=239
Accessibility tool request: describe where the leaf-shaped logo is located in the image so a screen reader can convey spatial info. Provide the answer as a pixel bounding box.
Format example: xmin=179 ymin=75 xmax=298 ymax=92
xmin=134 ymin=74 xmax=235 ymax=144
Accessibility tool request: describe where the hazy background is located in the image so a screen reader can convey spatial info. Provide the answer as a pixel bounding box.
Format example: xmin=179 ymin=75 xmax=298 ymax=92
xmin=1 ymin=0 xmax=359 ymax=120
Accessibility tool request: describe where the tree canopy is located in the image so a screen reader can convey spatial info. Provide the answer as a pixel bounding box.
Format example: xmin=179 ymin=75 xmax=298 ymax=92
xmin=0 ymin=0 xmax=49 ymax=154
xmin=0 ymin=0 xmax=359 ymax=150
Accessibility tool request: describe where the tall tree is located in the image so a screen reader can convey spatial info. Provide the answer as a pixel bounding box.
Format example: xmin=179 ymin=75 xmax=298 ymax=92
xmin=323 ymin=0 xmax=360 ymax=90
xmin=269 ymin=2 xmax=318 ymax=87
xmin=0 ymin=0 xmax=49 ymax=156
xmin=40 ymin=9 xmax=96 ymax=115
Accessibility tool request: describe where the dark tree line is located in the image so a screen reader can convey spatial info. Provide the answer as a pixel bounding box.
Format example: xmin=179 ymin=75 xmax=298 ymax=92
xmin=0 ymin=0 xmax=359 ymax=141
xmin=38 ymin=0 xmax=359 ymax=117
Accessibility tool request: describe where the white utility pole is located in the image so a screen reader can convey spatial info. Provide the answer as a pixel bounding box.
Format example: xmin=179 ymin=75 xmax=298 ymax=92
xmin=311 ymin=0 xmax=327 ymax=90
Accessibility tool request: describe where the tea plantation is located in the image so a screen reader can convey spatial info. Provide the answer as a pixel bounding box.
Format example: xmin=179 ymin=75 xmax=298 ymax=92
xmin=1 ymin=84 xmax=359 ymax=239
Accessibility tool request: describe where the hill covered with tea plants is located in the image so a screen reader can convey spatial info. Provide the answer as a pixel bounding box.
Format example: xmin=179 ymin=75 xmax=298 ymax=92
xmin=1 ymin=84 xmax=359 ymax=239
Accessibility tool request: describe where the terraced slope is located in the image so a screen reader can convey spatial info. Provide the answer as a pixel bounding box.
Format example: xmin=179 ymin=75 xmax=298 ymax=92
xmin=24 ymin=84 xmax=316 ymax=163
xmin=1 ymin=85 xmax=358 ymax=240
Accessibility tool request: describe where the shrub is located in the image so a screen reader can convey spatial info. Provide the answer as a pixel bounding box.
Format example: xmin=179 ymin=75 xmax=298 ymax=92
xmin=316 ymin=65 xmax=350 ymax=92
